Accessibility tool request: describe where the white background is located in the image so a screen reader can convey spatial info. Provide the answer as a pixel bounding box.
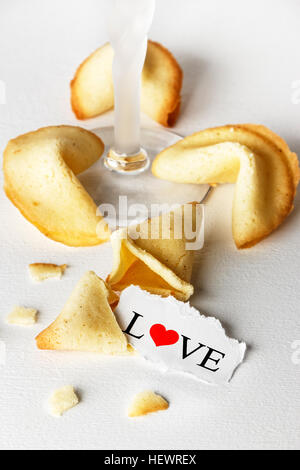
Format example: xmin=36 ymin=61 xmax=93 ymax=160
xmin=0 ymin=0 xmax=299 ymax=450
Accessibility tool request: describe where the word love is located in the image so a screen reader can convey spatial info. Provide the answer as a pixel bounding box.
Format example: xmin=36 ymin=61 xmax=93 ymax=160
xmin=124 ymin=314 xmax=225 ymax=373
xmin=115 ymin=286 xmax=246 ymax=385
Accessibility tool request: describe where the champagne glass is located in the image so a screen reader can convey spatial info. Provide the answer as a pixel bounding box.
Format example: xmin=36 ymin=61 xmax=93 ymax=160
xmin=84 ymin=0 xmax=210 ymax=227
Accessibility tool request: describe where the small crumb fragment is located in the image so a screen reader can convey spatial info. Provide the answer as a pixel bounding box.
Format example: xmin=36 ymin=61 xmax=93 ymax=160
xmin=49 ymin=385 xmax=79 ymax=417
xmin=128 ymin=391 xmax=169 ymax=418
xmin=29 ymin=263 xmax=67 ymax=282
xmin=6 ymin=306 xmax=38 ymax=326
xmin=125 ymin=344 xmax=137 ymax=355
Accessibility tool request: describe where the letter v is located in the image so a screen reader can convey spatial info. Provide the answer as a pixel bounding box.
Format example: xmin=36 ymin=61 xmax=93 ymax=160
xmin=182 ymin=335 xmax=206 ymax=359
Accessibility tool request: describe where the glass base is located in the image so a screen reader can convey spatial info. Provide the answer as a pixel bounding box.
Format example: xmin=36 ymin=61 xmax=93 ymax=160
xmin=105 ymin=147 xmax=150 ymax=174
xmin=78 ymin=126 xmax=211 ymax=227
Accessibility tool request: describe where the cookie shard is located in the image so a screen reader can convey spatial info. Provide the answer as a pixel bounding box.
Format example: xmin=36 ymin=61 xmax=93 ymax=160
xmin=71 ymin=40 xmax=182 ymax=127
xmin=152 ymin=124 xmax=300 ymax=248
xmin=107 ymin=204 xmax=199 ymax=301
xmin=49 ymin=385 xmax=79 ymax=417
xmin=29 ymin=263 xmax=67 ymax=281
xmin=3 ymin=126 xmax=110 ymax=247
xmin=36 ymin=271 xmax=128 ymax=354
xmin=128 ymin=391 xmax=169 ymax=418
xmin=6 ymin=306 xmax=38 ymax=326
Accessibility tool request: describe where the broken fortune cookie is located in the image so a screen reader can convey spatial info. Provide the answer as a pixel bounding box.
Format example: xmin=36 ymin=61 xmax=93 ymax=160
xmin=36 ymin=271 xmax=130 ymax=355
xmin=107 ymin=203 xmax=202 ymax=301
xmin=49 ymin=385 xmax=79 ymax=417
xmin=6 ymin=306 xmax=38 ymax=326
xmin=29 ymin=263 xmax=67 ymax=282
xmin=128 ymin=391 xmax=169 ymax=418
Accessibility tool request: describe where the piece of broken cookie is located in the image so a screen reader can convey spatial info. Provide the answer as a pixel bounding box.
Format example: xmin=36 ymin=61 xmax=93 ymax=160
xmin=29 ymin=263 xmax=67 ymax=282
xmin=36 ymin=271 xmax=132 ymax=355
xmin=128 ymin=391 xmax=169 ymax=418
xmin=107 ymin=203 xmax=202 ymax=301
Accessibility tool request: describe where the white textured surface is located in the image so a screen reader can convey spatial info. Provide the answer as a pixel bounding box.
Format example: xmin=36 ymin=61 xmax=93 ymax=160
xmin=0 ymin=0 xmax=299 ymax=450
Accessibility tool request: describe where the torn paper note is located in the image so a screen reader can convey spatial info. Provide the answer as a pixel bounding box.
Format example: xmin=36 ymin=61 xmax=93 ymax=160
xmin=114 ymin=286 xmax=246 ymax=385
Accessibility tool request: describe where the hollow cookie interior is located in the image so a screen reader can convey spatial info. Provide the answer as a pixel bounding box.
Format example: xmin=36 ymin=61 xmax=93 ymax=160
xmin=107 ymin=204 xmax=202 ymax=301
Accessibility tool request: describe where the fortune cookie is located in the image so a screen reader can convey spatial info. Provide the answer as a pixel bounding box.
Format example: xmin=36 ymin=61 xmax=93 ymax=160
xmin=107 ymin=203 xmax=202 ymax=301
xmin=71 ymin=40 xmax=183 ymax=127
xmin=152 ymin=124 xmax=300 ymax=248
xmin=3 ymin=126 xmax=110 ymax=246
xmin=36 ymin=271 xmax=130 ymax=355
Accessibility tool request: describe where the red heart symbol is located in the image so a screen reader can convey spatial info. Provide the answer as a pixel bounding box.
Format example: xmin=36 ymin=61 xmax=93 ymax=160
xmin=150 ymin=324 xmax=179 ymax=347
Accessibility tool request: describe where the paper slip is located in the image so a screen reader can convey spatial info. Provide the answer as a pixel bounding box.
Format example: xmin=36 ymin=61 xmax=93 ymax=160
xmin=115 ymin=286 xmax=246 ymax=385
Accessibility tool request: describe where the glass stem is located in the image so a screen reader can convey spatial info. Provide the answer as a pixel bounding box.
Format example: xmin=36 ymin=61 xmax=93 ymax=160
xmin=105 ymin=0 xmax=156 ymax=174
